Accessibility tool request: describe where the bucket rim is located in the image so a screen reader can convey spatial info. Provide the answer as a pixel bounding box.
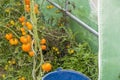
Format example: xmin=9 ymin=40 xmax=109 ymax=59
xmin=42 ymin=69 xmax=91 ymax=80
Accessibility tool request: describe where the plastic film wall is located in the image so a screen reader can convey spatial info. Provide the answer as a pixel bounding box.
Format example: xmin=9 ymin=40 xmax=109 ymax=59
xmin=99 ymin=0 xmax=120 ymax=80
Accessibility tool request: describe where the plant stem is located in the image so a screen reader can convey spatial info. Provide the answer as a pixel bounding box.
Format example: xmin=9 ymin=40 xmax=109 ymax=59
xmin=30 ymin=0 xmax=44 ymax=80
xmin=1 ymin=26 xmax=20 ymax=39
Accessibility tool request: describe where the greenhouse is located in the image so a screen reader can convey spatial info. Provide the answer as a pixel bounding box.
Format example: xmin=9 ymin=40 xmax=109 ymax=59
xmin=0 ymin=0 xmax=100 ymax=80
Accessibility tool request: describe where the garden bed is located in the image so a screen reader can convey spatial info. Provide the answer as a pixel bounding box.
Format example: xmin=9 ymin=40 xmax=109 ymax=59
xmin=0 ymin=0 xmax=98 ymax=80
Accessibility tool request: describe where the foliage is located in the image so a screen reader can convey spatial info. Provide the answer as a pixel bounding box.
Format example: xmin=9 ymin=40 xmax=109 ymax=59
xmin=37 ymin=0 xmax=98 ymax=53
xmin=0 ymin=0 xmax=98 ymax=80
xmin=67 ymin=0 xmax=98 ymax=53
xmin=60 ymin=43 xmax=98 ymax=80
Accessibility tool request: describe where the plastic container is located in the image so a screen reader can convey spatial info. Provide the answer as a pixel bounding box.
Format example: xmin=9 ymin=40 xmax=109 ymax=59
xmin=42 ymin=68 xmax=90 ymax=80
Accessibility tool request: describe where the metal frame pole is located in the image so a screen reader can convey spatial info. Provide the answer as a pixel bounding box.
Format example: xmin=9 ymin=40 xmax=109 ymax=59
xmin=46 ymin=0 xmax=98 ymax=37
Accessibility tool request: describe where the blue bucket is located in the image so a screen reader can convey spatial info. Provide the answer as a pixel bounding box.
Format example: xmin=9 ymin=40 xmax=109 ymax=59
xmin=42 ymin=68 xmax=90 ymax=80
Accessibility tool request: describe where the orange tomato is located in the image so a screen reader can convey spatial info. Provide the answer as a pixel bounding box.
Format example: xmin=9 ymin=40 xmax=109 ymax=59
xmin=20 ymin=27 xmax=25 ymax=32
xmin=9 ymin=38 xmax=18 ymax=45
xmin=22 ymin=31 xmax=26 ymax=35
xmin=25 ymin=0 xmax=30 ymax=5
xmin=25 ymin=5 xmax=30 ymax=12
xmin=40 ymin=38 xmax=46 ymax=44
xmin=26 ymin=35 xmax=32 ymax=42
xmin=20 ymin=36 xmax=28 ymax=44
xmin=26 ymin=22 xmax=32 ymax=30
xmin=41 ymin=45 xmax=47 ymax=50
xmin=22 ymin=43 xmax=31 ymax=52
xmin=19 ymin=16 xmax=25 ymax=23
xmin=26 ymin=22 xmax=30 ymax=26
xmin=41 ymin=62 xmax=52 ymax=72
xmin=28 ymin=51 xmax=34 ymax=57
xmin=5 ymin=33 xmax=13 ymax=40
xmin=20 ymin=35 xmax=32 ymax=44
xmin=27 ymin=24 xmax=32 ymax=30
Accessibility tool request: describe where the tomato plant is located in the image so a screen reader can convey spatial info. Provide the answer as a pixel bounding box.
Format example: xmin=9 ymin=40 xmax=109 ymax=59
xmin=0 ymin=0 xmax=98 ymax=80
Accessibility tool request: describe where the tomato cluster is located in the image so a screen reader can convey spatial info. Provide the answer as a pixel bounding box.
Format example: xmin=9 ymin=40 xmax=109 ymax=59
xmin=24 ymin=0 xmax=39 ymax=14
xmin=4 ymin=1 xmax=52 ymax=79
xmin=5 ymin=33 xmax=19 ymax=45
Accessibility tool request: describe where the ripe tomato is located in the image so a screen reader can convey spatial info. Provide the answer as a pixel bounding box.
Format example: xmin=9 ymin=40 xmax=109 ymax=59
xmin=40 ymin=38 xmax=46 ymax=44
xmin=19 ymin=16 xmax=25 ymax=23
xmin=26 ymin=22 xmax=32 ymax=30
xmin=41 ymin=45 xmax=47 ymax=50
xmin=28 ymin=51 xmax=34 ymax=57
xmin=5 ymin=33 xmax=13 ymax=40
xmin=20 ymin=35 xmax=32 ymax=44
xmin=22 ymin=43 xmax=31 ymax=52
xmin=25 ymin=0 xmax=30 ymax=5
xmin=42 ymin=62 xmax=52 ymax=72
xmin=9 ymin=38 xmax=18 ymax=45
